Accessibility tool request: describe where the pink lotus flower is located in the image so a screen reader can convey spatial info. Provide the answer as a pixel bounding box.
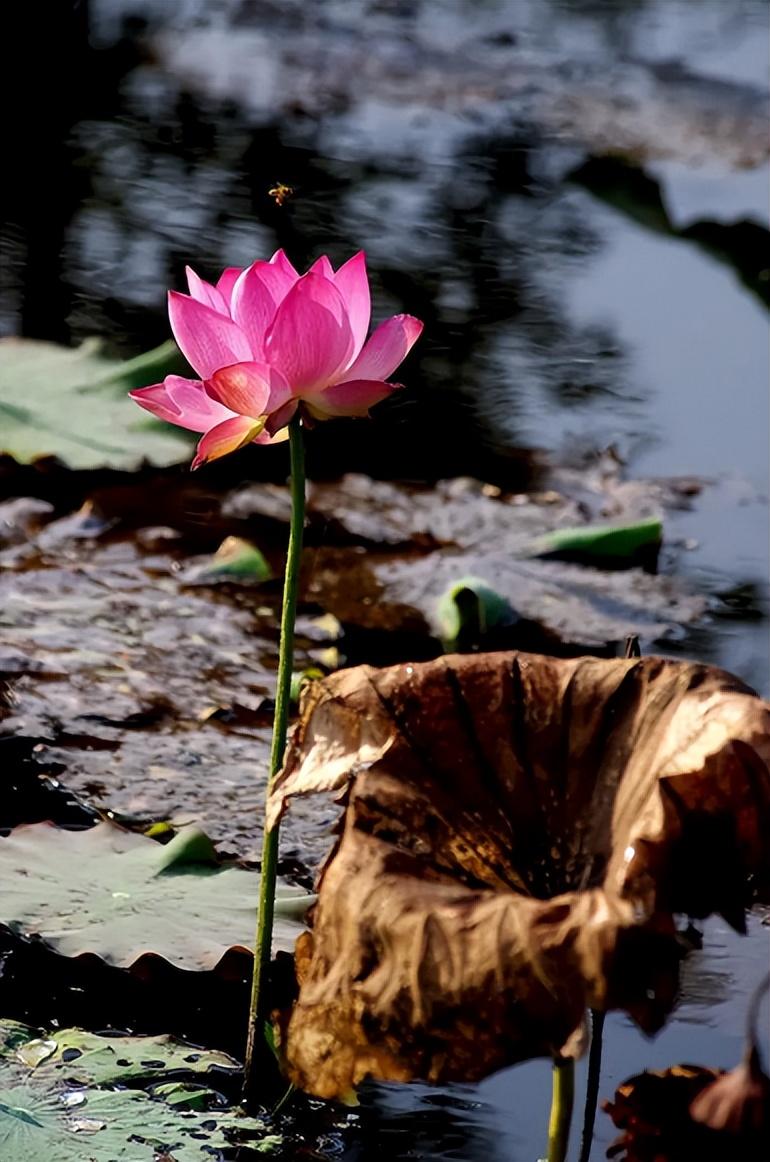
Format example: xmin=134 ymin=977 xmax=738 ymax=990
xmin=129 ymin=250 xmax=423 ymax=469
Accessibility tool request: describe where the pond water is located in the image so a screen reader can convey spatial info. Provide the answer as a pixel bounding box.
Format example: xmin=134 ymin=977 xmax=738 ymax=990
xmin=2 ymin=0 xmax=768 ymax=1158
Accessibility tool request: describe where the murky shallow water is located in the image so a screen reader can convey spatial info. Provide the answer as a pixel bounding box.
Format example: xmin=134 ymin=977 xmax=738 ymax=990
xmin=344 ymin=913 xmax=770 ymax=1160
xmin=1 ymin=0 xmax=768 ymax=1157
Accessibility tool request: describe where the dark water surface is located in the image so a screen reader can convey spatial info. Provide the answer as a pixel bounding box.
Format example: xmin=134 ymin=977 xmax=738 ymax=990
xmin=2 ymin=1 xmax=768 ymax=1158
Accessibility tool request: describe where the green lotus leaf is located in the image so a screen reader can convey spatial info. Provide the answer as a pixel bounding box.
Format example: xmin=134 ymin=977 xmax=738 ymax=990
xmin=531 ymin=517 xmax=663 ymax=563
xmin=183 ymin=536 xmax=273 ymax=585
xmin=436 ymin=576 xmax=516 ymax=650
xmin=0 ymin=821 xmax=314 ymax=970
xmin=0 ymin=1070 xmax=279 ymax=1160
xmin=12 ymin=1029 xmax=238 ymax=1087
xmin=0 ymin=1019 xmax=282 ymax=1159
xmin=0 ymin=337 xmax=192 ymax=469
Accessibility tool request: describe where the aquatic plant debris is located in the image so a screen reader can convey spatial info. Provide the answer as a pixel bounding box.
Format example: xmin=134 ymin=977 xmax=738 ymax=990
xmin=603 ymin=1046 xmax=770 ymax=1161
xmin=689 ymin=970 xmax=770 ymax=1140
xmin=0 ymin=460 xmax=718 ymax=863
xmin=230 ymin=473 xmax=704 ymax=647
xmin=0 ymin=518 xmax=288 ymax=860
xmin=0 ymin=1019 xmax=281 ymax=1160
xmin=0 ymin=821 xmax=314 ymax=969
xmin=269 ymin=651 xmax=770 ymax=1098
xmin=603 ymin=1064 xmax=726 ymax=1160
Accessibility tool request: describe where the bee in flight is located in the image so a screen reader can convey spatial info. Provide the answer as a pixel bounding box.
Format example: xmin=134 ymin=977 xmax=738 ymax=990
xmin=268 ymin=182 xmax=295 ymax=206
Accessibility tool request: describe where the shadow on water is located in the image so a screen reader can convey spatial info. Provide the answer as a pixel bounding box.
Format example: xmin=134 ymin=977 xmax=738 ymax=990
xmin=1 ymin=1 xmax=768 ymax=1158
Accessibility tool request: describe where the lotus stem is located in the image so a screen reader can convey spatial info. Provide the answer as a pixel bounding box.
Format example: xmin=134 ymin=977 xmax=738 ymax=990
xmin=546 ymin=1057 xmax=575 ymax=1162
xmin=244 ymin=415 xmax=305 ymax=1108
xmin=572 ymin=630 xmax=636 ymax=1153
xmin=578 ymin=1009 xmax=606 ymax=1162
xmin=624 ymin=634 xmax=641 ymax=658
xmin=745 ymin=971 xmax=770 ymax=1062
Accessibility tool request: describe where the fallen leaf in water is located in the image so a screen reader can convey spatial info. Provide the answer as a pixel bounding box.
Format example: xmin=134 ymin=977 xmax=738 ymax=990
xmin=0 ymin=518 xmax=308 ymax=860
xmin=278 ymin=474 xmax=704 ymax=650
xmin=689 ymin=1045 xmax=770 ymax=1139
xmin=689 ymin=970 xmax=770 ymax=1140
xmin=603 ymin=1064 xmax=724 ymax=1160
xmin=269 ymin=652 xmax=770 ymax=1097
xmin=305 ymin=543 xmax=705 ymax=653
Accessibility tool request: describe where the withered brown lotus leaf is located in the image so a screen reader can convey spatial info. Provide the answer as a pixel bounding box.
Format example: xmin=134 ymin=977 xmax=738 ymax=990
xmin=603 ymin=1065 xmax=724 ymax=1160
xmin=268 ymin=652 xmax=770 ymax=1099
xmin=689 ymin=1045 xmax=770 ymax=1137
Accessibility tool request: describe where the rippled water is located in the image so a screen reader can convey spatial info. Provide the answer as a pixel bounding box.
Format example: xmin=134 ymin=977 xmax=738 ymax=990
xmin=2 ymin=0 xmax=768 ymax=1157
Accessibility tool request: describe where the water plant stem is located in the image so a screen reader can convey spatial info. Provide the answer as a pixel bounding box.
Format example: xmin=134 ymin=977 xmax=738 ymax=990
xmin=547 ymin=1057 xmax=575 ymax=1162
xmin=578 ymin=1009 xmax=606 ymax=1162
xmin=243 ymin=415 xmax=305 ymax=1108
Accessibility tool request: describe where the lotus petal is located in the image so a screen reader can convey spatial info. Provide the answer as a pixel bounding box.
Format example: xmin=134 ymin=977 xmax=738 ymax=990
xmin=168 ymin=292 xmax=253 ymax=379
xmin=192 ymin=415 xmax=265 ymax=469
xmin=270 ymin=247 xmax=300 ymax=285
xmin=334 ymin=251 xmax=371 ymax=363
xmin=185 ymin=266 xmax=228 ymax=315
xmin=309 ymin=255 xmax=335 ymax=280
xmin=265 ymin=273 xmax=354 ymax=392
xmin=342 ymin=313 xmax=423 ymax=382
xmin=264 ymin=398 xmax=299 ymax=436
xmin=304 ymin=378 xmax=399 ymax=419
xmin=216 ymin=266 xmax=243 ymax=305
xmin=130 ymin=376 xmax=234 ymax=432
xmin=207 ymin=361 xmax=292 ymax=419
xmin=230 ymin=263 xmax=285 ymax=358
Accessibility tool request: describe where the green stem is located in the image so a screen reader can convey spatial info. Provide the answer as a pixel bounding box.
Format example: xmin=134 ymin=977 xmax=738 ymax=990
xmin=624 ymin=634 xmax=641 ymax=659
xmin=578 ymin=1010 xmax=605 ymax=1162
xmin=547 ymin=1057 xmax=575 ymax=1162
xmin=243 ymin=416 xmax=305 ymax=1108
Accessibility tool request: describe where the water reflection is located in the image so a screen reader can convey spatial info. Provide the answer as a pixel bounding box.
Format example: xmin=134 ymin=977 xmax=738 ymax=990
xmin=346 ymin=1083 xmax=509 ymax=1162
xmin=4 ymin=1 xmax=767 ymax=482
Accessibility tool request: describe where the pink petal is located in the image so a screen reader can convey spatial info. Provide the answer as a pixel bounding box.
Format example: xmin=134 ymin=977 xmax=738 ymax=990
xmin=333 ymin=251 xmax=371 ymax=364
xmin=230 ymin=264 xmax=284 ymax=358
xmin=216 ymin=267 xmax=243 ymax=305
xmin=309 ymin=255 xmax=334 ymax=279
xmin=129 ymin=376 xmax=233 ymax=432
xmin=165 ymin=375 xmax=237 ymax=429
xmin=304 ymin=378 xmax=400 ymax=419
xmin=129 ymin=383 xmax=183 ymax=427
xmin=270 ymin=248 xmax=300 ymax=285
xmin=265 ymin=272 xmax=354 ymax=392
xmin=253 ymin=252 xmax=301 ymax=307
xmin=254 ymin=426 xmax=290 ymax=445
xmin=192 ymin=415 xmax=266 ymax=470
xmin=185 ymin=267 xmax=228 ymax=315
xmin=168 ymin=292 xmax=253 ymax=379
xmin=342 ymin=314 xmax=423 ymax=382
xmin=264 ymin=399 xmax=299 ymax=435
xmin=207 ymin=361 xmax=292 ymax=419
